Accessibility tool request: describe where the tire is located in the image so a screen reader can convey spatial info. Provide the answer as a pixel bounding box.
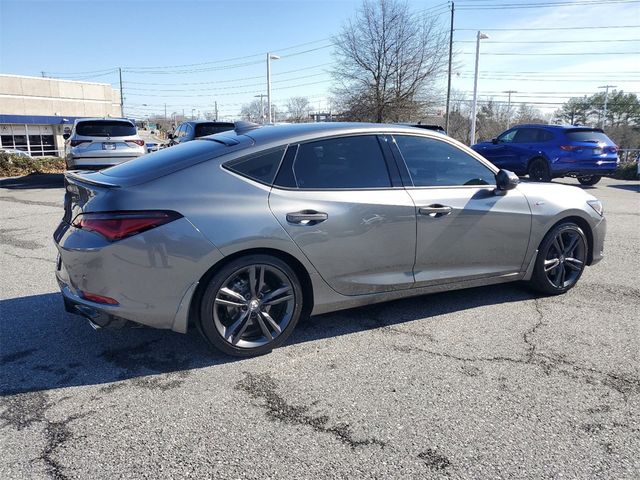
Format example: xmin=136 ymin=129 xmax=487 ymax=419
xmin=198 ymin=254 xmax=303 ymax=357
xmin=577 ymin=175 xmax=602 ymax=186
xmin=528 ymin=222 xmax=588 ymax=295
xmin=528 ymin=158 xmax=551 ymax=182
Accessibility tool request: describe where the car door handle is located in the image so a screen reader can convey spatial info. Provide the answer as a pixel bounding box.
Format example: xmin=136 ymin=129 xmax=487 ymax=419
xmin=418 ymin=205 xmax=452 ymax=217
xmin=286 ymin=210 xmax=328 ymax=225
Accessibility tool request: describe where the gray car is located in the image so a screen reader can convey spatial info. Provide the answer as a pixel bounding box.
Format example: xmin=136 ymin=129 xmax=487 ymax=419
xmin=54 ymin=122 xmax=606 ymax=356
xmin=64 ymin=118 xmax=146 ymax=170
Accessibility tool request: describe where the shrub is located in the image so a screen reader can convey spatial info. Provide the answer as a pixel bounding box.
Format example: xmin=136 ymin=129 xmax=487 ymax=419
xmin=0 ymin=153 xmax=65 ymax=177
xmin=612 ymin=161 xmax=639 ymax=181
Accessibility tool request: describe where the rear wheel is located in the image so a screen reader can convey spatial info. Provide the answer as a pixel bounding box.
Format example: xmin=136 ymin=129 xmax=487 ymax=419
xmin=528 ymin=222 xmax=588 ymax=295
xmin=198 ymin=255 xmax=303 ymax=356
xmin=528 ymin=158 xmax=551 ymax=182
xmin=577 ymin=175 xmax=601 ymax=186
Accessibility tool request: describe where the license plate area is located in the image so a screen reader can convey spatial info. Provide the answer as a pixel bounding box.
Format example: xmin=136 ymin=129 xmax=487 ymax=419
xmin=102 ymin=143 xmax=116 ymax=150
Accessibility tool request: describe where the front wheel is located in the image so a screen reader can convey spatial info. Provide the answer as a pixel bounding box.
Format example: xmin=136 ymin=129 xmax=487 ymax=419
xmin=577 ymin=175 xmax=601 ymax=186
xmin=528 ymin=222 xmax=588 ymax=295
xmin=528 ymin=158 xmax=551 ymax=182
xmin=198 ymin=255 xmax=303 ymax=357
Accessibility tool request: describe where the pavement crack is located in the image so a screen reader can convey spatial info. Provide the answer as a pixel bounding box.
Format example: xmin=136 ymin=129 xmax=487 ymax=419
xmin=4 ymin=251 xmax=55 ymax=263
xmin=524 ymin=298 xmax=546 ymax=361
xmin=0 ymin=228 xmax=44 ymax=250
xmin=236 ymin=372 xmax=386 ymax=449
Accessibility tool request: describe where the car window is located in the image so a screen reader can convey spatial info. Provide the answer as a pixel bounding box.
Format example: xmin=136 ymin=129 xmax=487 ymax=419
xmin=394 ymin=135 xmax=495 ymax=187
xmin=514 ymin=128 xmax=539 ymax=143
xmin=292 ymin=135 xmax=391 ymax=189
xmin=184 ymin=124 xmax=194 ymax=139
xmin=76 ymin=120 xmax=136 ymax=137
xmin=195 ymin=123 xmax=235 ymax=137
xmin=498 ymin=129 xmax=517 ymax=143
xmin=538 ymin=129 xmax=554 ymax=142
xmin=565 ymin=129 xmax=612 ymax=143
xmin=224 ymin=147 xmax=286 ymax=185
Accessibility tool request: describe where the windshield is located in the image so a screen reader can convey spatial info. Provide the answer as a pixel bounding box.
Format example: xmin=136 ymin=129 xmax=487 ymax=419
xmin=194 ymin=123 xmax=235 ymax=137
xmin=76 ymin=120 xmax=137 ymax=137
xmin=565 ymin=129 xmax=613 ymax=144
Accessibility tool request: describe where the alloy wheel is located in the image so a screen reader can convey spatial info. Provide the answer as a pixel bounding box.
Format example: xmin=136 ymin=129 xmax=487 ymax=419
xmin=543 ymin=229 xmax=586 ymax=289
xmin=212 ymin=264 xmax=295 ymax=349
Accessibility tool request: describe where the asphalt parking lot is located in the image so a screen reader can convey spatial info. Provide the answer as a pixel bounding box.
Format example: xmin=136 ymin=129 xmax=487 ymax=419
xmin=1 ymin=174 xmax=638 ymax=479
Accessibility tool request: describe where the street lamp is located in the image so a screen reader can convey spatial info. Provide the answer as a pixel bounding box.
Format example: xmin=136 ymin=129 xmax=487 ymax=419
xmin=191 ymin=108 xmax=196 ymax=120
xmin=470 ymin=31 xmax=489 ymax=145
xmin=266 ymin=53 xmax=280 ymax=124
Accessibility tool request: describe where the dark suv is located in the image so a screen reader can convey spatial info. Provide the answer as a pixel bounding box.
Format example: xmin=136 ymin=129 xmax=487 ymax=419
xmin=472 ymin=124 xmax=619 ymax=185
xmin=169 ymin=121 xmax=234 ymax=146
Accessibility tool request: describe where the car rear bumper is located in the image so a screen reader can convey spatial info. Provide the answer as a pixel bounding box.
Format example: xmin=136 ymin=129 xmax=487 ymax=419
xmin=551 ymin=158 xmax=618 ymax=177
xmin=54 ymin=217 xmax=224 ymax=333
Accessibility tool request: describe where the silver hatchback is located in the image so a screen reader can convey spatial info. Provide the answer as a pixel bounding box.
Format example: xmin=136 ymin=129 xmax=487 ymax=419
xmin=64 ymin=118 xmax=146 ymax=170
xmin=54 ymin=122 xmax=606 ymax=356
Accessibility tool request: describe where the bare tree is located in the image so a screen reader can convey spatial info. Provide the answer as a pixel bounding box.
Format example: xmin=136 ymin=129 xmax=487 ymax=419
xmin=240 ymin=100 xmax=264 ymax=122
xmin=332 ymin=0 xmax=448 ymax=122
xmin=286 ymin=97 xmax=311 ymax=123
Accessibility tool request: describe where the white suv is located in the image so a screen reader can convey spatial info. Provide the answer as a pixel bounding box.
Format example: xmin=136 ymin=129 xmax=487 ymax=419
xmin=64 ymin=118 xmax=146 ymax=170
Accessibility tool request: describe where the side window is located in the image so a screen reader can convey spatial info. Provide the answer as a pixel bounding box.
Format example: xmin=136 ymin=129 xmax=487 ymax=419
xmin=293 ymin=136 xmax=391 ymax=189
xmin=224 ymin=147 xmax=286 ymax=185
xmin=498 ymin=129 xmax=517 ymax=143
xmin=394 ymin=135 xmax=495 ymax=187
xmin=185 ymin=124 xmax=194 ymax=139
xmin=539 ymin=129 xmax=554 ymax=142
xmin=514 ymin=128 xmax=539 ymax=143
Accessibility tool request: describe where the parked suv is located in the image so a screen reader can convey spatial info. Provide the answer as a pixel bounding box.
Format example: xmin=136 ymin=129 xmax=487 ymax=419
xmin=472 ymin=124 xmax=619 ymax=185
xmin=169 ymin=121 xmax=235 ymax=146
xmin=64 ymin=118 xmax=145 ymax=170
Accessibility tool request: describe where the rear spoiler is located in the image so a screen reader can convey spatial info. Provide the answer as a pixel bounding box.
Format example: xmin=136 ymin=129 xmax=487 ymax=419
xmin=65 ymin=170 xmax=121 ymax=188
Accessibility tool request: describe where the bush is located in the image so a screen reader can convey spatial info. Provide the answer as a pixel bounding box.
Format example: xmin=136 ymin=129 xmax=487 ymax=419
xmin=0 ymin=153 xmax=65 ymax=177
xmin=612 ymin=161 xmax=639 ymax=181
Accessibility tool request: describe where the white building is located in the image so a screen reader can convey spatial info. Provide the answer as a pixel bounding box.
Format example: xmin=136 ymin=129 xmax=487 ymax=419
xmin=0 ymin=74 xmax=122 ymax=156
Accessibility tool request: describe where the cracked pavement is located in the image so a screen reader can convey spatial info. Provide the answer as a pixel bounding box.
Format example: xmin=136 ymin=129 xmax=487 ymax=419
xmin=1 ymin=175 xmax=638 ymax=479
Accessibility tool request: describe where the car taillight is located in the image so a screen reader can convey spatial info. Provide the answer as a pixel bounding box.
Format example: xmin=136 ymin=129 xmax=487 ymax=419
xmin=605 ymin=145 xmax=618 ymax=153
xmin=80 ymin=291 xmax=119 ymax=305
xmin=560 ymin=145 xmax=580 ymax=151
xmin=72 ymin=211 xmax=182 ymax=241
xmin=126 ymin=139 xmax=145 ymax=146
xmin=70 ymin=140 xmax=91 ymax=147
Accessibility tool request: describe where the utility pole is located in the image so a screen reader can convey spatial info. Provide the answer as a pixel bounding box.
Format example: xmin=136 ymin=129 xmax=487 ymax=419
xmin=254 ymin=94 xmax=267 ymax=123
xmin=214 ymin=101 xmax=219 ymax=121
xmin=598 ymin=84 xmax=616 ymax=128
xmin=470 ymin=31 xmax=489 ymax=145
xmin=119 ymin=67 xmax=124 ymax=118
xmin=445 ymin=1 xmax=455 ymax=133
xmin=164 ymin=103 xmax=167 ymax=122
xmin=266 ymin=53 xmax=280 ymax=124
xmin=503 ymin=90 xmax=517 ymax=128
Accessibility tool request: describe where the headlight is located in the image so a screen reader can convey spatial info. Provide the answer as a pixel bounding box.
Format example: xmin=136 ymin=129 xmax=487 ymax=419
xmin=587 ymin=199 xmax=604 ymax=216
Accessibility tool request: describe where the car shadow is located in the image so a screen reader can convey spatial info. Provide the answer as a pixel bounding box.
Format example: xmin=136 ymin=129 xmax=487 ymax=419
xmin=607 ymin=183 xmax=639 ymax=192
xmin=0 ymin=284 xmax=537 ymax=396
xmin=0 ymin=173 xmax=64 ymax=189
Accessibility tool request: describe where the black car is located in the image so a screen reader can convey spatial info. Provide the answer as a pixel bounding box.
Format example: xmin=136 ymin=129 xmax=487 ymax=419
xmin=169 ymin=121 xmax=235 ymax=146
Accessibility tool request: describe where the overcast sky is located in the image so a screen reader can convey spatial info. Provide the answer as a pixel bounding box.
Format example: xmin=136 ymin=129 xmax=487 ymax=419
xmin=1 ymin=0 xmax=638 ymax=120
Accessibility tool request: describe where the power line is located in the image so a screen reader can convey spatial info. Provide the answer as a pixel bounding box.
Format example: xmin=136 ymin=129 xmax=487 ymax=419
xmin=459 ymin=51 xmax=639 ymax=55
xmin=457 ymin=0 xmax=640 ymax=10
xmin=455 ymin=25 xmax=639 ymax=31
xmin=454 ymin=38 xmax=640 ymax=44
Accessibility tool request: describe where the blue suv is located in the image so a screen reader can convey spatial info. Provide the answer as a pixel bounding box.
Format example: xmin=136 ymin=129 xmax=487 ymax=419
xmin=472 ymin=124 xmax=619 ymax=185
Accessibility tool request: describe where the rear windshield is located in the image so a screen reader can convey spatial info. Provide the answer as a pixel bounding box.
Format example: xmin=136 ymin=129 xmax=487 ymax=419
xmin=195 ymin=123 xmax=235 ymax=137
xmin=565 ymin=129 xmax=612 ymax=143
xmin=76 ymin=120 xmax=136 ymax=137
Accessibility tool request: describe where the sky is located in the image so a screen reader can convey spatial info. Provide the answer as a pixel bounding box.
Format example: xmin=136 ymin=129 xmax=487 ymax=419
xmin=1 ymin=0 xmax=639 ymax=121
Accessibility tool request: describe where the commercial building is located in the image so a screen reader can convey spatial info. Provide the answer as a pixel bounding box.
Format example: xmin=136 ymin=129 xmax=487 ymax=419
xmin=0 ymin=74 xmax=121 ymax=156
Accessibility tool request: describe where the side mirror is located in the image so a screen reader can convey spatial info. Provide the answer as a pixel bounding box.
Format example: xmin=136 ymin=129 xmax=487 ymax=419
xmin=491 ymin=138 xmax=498 ymax=144
xmin=495 ymin=169 xmax=519 ymax=195
xmin=167 ymin=133 xmax=174 ymax=139
xmin=63 ymin=133 xmax=70 ymax=140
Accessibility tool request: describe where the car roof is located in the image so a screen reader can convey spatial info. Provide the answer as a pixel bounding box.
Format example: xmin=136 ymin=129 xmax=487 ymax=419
xmin=212 ymin=122 xmax=447 ymax=147
xmin=73 ymin=117 xmax=134 ymax=125
xmin=515 ymin=124 xmax=603 ymax=131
